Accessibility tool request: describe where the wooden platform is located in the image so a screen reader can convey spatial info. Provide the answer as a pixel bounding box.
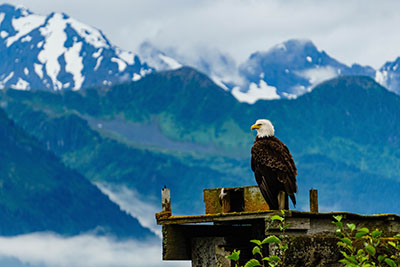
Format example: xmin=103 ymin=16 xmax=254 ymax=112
xmin=155 ymin=186 xmax=400 ymax=266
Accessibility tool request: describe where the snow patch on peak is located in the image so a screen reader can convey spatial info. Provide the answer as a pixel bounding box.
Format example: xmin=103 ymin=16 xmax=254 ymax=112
xmin=34 ymin=63 xmax=43 ymax=79
xmin=232 ymin=80 xmax=280 ymax=104
xmin=375 ymin=70 xmax=388 ymax=88
xmin=92 ymin=48 xmax=103 ymax=58
xmin=6 ymin=13 xmax=45 ymax=47
xmin=38 ymin=12 xmax=67 ymax=90
xmin=111 ymin=57 xmax=127 ymax=72
xmin=282 ymin=92 xmax=298 ymax=99
xmin=116 ymin=49 xmax=134 ymax=65
xmin=0 ymin=31 xmax=8 ymax=38
xmin=11 ymin=78 xmax=30 ymax=90
xmin=16 ymin=5 xmax=31 ymax=16
xmin=68 ymin=17 xmax=109 ymax=49
xmin=132 ymin=73 xmax=141 ymax=81
xmin=21 ymin=35 xmax=31 ymax=42
xmin=140 ymin=68 xmax=151 ymax=77
xmin=94 ymin=56 xmax=103 ymax=71
xmin=0 ymin=13 xmax=5 ymax=25
xmin=65 ymin=41 xmax=84 ymax=90
xmin=1 ymin=72 xmax=14 ymax=85
xmin=158 ymin=54 xmax=182 ymax=70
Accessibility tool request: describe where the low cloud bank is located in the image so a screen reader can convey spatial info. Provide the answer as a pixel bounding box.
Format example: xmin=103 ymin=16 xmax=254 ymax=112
xmin=95 ymin=182 xmax=161 ymax=237
xmin=0 ymin=233 xmax=189 ymax=267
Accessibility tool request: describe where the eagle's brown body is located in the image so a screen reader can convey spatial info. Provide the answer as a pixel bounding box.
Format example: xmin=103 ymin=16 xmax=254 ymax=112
xmin=251 ymin=136 xmax=297 ymax=210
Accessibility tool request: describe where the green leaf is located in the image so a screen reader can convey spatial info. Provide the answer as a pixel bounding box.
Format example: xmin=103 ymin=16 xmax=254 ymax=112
xmin=359 ymin=256 xmax=368 ymax=263
xmin=333 ymin=221 xmax=343 ymax=229
xmin=340 ymin=251 xmax=358 ymax=265
xmin=252 ymin=246 xmax=261 ymax=256
xmin=270 ymin=215 xmax=284 ymax=222
xmin=346 ymin=223 xmax=356 ymax=232
xmin=384 ymin=258 xmax=396 ymax=267
xmin=365 ymin=245 xmax=376 ymax=256
xmin=335 ymin=231 xmax=345 ymax=238
xmin=280 ymin=224 xmax=289 ymax=231
xmin=338 ymin=259 xmax=357 ymax=267
xmin=280 ymin=243 xmax=289 ymax=251
xmin=358 ymin=227 xmax=370 ymax=234
xmin=244 ymin=259 xmax=261 ymax=267
xmin=262 ymin=255 xmax=280 ymax=262
xmin=250 ymin=240 xmax=262 ymax=246
xmin=333 ymin=215 xmax=342 ymax=222
xmin=341 ymin=237 xmax=352 ymax=247
xmin=357 ymin=249 xmax=365 ymax=256
xmin=261 ymin=235 xmax=281 ymax=244
xmin=355 ymin=228 xmax=369 ymax=239
xmin=225 ymin=249 xmax=240 ymax=261
xmin=371 ymin=229 xmax=382 ymax=238
xmin=378 ymin=255 xmax=386 ymax=263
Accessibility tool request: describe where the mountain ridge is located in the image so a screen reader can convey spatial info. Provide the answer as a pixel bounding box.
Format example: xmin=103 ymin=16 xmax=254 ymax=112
xmin=1 ymin=69 xmax=400 ymax=215
xmin=0 ymin=107 xmax=154 ymax=238
xmin=1 ymin=3 xmax=400 ymax=106
xmin=0 ymin=4 xmax=152 ymax=91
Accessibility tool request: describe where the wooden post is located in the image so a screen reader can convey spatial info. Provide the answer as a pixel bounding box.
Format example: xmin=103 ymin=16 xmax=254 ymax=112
xmin=156 ymin=187 xmax=172 ymax=220
xmin=221 ymin=189 xmax=231 ymax=213
xmin=309 ymin=189 xmax=318 ymax=213
xmin=162 ymin=187 xmax=171 ymax=213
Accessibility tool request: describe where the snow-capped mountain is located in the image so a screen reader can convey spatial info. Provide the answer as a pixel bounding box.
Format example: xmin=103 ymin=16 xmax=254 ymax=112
xmin=0 ymin=4 xmax=151 ymax=91
xmin=138 ymin=41 xmax=243 ymax=91
xmin=2 ymin=3 xmax=400 ymax=103
xmin=139 ymin=39 xmax=380 ymax=104
xmin=138 ymin=42 xmax=182 ymax=71
xmin=232 ymin=39 xmax=377 ymax=103
xmin=376 ymin=57 xmax=400 ymax=94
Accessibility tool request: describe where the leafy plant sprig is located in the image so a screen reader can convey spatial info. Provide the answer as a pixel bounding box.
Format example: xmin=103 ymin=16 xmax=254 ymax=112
xmin=225 ymin=210 xmax=289 ymax=267
xmin=333 ymin=215 xmax=400 ymax=267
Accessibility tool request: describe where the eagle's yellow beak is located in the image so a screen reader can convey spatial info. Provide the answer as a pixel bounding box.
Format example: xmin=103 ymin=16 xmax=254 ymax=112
xmin=251 ymin=124 xmax=260 ymax=130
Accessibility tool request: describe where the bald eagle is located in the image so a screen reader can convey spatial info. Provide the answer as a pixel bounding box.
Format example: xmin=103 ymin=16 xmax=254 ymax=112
xmin=251 ymin=119 xmax=297 ymax=210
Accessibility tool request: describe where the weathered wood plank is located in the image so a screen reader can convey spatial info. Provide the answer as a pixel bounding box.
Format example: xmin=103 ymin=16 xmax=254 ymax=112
xmin=309 ymin=189 xmax=319 ymax=213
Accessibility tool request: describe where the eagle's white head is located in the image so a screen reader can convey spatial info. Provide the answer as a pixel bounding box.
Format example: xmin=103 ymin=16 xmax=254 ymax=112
xmin=251 ymin=119 xmax=275 ymax=138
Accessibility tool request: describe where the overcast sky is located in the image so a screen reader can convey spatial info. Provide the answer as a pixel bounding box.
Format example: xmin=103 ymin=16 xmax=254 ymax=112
xmin=3 ymin=0 xmax=400 ymax=68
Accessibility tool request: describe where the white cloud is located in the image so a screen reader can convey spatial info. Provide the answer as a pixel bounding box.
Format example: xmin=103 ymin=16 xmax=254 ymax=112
xmin=158 ymin=54 xmax=182 ymax=70
xmin=6 ymin=0 xmax=400 ymax=69
xmin=0 ymin=233 xmax=190 ymax=267
xmin=0 ymin=183 xmax=191 ymax=267
xmin=298 ymin=66 xmax=338 ymax=89
xmin=232 ymin=80 xmax=280 ymax=104
xmin=95 ymin=182 xmax=162 ymax=238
